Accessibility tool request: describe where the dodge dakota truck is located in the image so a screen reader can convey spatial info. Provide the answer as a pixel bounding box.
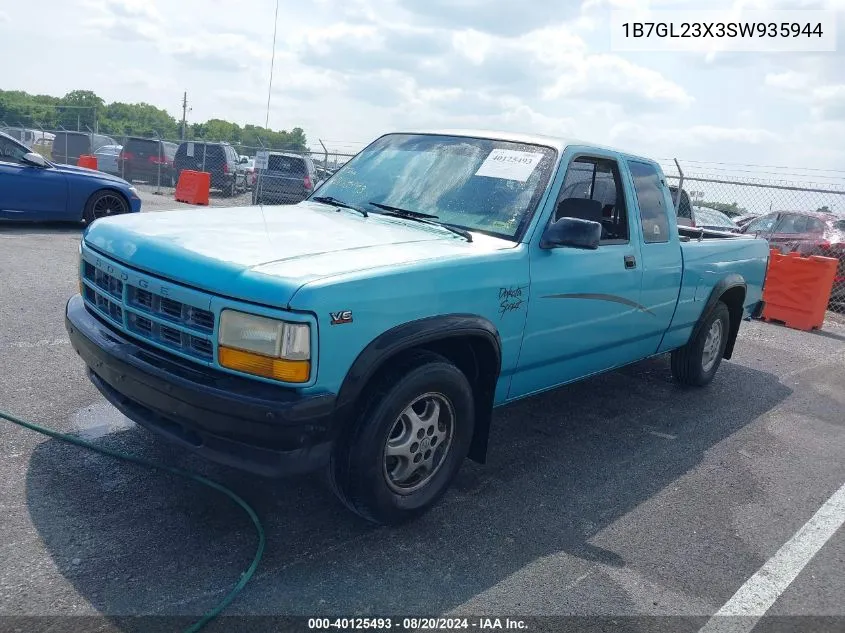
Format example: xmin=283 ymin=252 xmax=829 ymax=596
xmin=65 ymin=130 xmax=769 ymax=524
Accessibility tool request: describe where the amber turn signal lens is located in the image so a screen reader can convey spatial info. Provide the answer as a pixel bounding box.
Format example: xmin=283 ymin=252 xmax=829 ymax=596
xmin=219 ymin=346 xmax=310 ymax=383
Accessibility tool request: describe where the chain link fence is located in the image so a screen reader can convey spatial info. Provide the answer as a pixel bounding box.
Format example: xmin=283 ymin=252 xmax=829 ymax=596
xmin=661 ymin=165 xmax=845 ymax=312
xmin=0 ymin=123 xmax=356 ymax=208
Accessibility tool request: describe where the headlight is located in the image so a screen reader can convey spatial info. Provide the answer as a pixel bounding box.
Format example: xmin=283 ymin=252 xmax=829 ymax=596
xmin=218 ymin=310 xmax=311 ymax=382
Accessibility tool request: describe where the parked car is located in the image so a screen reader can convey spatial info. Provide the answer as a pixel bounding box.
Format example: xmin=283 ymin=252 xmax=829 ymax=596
xmin=119 ymin=137 xmax=178 ymax=186
xmin=51 ymin=131 xmax=117 ymax=165
xmin=65 ymin=130 xmax=769 ymax=525
xmin=252 ymin=152 xmax=318 ymax=205
xmin=93 ymin=144 xmax=123 ymax=176
xmin=173 ymin=141 xmax=240 ymax=196
xmin=733 ymin=213 xmax=760 ymax=229
xmin=691 ymin=207 xmax=741 ymax=233
xmin=0 ymin=130 xmax=141 ymax=223
xmin=236 ymin=156 xmax=256 ymax=191
xmin=741 ymin=210 xmax=845 ymax=305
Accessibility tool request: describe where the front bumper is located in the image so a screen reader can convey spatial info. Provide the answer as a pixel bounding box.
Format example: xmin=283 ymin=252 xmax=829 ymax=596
xmin=65 ymin=294 xmax=337 ymax=477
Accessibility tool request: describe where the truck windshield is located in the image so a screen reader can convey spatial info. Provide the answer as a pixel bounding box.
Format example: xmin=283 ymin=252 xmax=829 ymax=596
xmin=311 ymin=133 xmax=558 ymax=240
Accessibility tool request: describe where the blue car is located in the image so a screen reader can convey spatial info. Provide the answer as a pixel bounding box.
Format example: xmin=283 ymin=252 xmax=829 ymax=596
xmin=0 ymin=130 xmax=141 ymax=223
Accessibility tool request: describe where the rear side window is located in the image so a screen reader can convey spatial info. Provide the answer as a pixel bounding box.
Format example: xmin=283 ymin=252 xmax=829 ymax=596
xmin=268 ymin=155 xmax=307 ymax=174
xmin=125 ymin=138 xmax=160 ymax=155
xmin=628 ymin=160 xmax=670 ymax=244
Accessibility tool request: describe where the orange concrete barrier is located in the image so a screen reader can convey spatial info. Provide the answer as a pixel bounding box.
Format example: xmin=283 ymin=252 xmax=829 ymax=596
xmin=761 ymin=248 xmax=838 ymax=331
xmin=77 ymin=155 xmax=98 ymax=170
xmin=175 ymin=170 xmax=210 ymax=206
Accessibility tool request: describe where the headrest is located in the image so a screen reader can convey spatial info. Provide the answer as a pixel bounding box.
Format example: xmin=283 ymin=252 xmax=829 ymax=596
xmin=555 ymin=197 xmax=603 ymax=223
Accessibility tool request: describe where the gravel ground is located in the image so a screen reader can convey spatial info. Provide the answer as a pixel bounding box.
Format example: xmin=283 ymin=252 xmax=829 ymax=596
xmin=1 ymin=219 xmax=844 ymax=633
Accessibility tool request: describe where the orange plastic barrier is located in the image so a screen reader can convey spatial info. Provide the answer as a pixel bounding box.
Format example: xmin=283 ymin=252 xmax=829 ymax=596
xmin=77 ymin=155 xmax=98 ymax=170
xmin=174 ymin=170 xmax=210 ymax=206
xmin=761 ymin=248 xmax=838 ymax=331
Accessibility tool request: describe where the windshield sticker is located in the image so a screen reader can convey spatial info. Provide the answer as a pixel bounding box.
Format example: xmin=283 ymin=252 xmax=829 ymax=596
xmin=476 ymin=149 xmax=544 ymax=182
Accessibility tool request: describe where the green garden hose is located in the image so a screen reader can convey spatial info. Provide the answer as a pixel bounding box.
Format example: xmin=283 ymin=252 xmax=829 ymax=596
xmin=0 ymin=408 xmax=265 ymax=633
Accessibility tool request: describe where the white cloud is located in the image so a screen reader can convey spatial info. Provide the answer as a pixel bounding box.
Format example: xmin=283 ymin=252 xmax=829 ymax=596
xmin=0 ymin=0 xmax=842 ymax=172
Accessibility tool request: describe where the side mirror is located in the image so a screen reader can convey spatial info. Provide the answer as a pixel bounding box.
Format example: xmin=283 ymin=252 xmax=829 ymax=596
xmin=540 ymin=217 xmax=602 ymax=250
xmin=22 ymin=152 xmax=49 ymax=168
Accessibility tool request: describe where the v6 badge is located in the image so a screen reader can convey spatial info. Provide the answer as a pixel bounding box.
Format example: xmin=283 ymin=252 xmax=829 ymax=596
xmin=330 ymin=310 xmax=353 ymax=325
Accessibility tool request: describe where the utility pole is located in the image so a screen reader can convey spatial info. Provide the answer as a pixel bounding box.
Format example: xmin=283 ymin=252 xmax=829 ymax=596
xmin=181 ymin=91 xmax=188 ymax=141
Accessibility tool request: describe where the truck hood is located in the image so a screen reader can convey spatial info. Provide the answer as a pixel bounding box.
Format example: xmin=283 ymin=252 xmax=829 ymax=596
xmin=82 ymin=201 xmax=512 ymax=307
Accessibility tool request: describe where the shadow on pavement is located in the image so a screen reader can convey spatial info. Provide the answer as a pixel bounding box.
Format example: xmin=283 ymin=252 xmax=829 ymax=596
xmin=0 ymin=220 xmax=83 ymax=235
xmin=24 ymin=356 xmax=795 ymax=631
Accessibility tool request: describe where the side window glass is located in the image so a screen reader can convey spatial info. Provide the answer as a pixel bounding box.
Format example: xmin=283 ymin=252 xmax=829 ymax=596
xmin=628 ymin=160 xmax=670 ymax=244
xmin=556 ymin=157 xmax=629 ymax=243
xmin=747 ymin=215 xmax=777 ymax=233
xmin=0 ymin=138 xmax=28 ymax=163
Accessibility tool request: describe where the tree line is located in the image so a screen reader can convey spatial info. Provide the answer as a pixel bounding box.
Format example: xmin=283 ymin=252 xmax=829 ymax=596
xmin=0 ymin=89 xmax=307 ymax=152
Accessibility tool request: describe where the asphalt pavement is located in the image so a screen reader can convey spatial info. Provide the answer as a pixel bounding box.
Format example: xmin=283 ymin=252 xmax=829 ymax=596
xmin=1 ymin=218 xmax=844 ymax=633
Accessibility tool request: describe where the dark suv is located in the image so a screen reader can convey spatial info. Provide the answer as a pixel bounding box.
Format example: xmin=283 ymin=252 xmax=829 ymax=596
xmin=51 ymin=131 xmax=117 ymax=165
xmin=118 ymin=137 xmax=178 ymax=185
xmin=173 ymin=141 xmax=240 ymax=196
xmin=252 ymin=152 xmax=318 ymax=205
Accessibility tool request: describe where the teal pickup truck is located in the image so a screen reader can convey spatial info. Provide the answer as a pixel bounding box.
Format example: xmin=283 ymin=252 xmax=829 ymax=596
xmin=65 ymin=130 xmax=769 ymax=524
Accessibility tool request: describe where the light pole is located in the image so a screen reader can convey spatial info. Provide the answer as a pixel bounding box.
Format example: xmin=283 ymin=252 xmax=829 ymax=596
xmin=265 ymin=0 xmax=279 ymax=130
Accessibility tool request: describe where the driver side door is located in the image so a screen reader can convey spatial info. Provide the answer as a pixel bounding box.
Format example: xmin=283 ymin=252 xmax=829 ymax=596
xmin=508 ymin=151 xmax=650 ymax=399
xmin=0 ymin=136 xmax=68 ymax=220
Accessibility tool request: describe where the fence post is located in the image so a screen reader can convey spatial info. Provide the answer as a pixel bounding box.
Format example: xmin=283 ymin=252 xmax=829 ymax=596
xmin=319 ymin=139 xmax=329 ymax=173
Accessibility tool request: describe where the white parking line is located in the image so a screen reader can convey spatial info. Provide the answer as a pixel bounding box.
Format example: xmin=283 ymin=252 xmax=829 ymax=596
xmin=698 ymin=481 xmax=845 ymax=633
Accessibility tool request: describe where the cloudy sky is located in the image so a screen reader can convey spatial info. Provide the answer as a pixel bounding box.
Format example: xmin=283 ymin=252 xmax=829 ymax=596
xmin=3 ymin=0 xmax=844 ymax=175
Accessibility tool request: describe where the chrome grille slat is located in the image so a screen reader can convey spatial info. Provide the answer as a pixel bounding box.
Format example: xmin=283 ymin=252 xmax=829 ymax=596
xmin=82 ymin=259 xmax=214 ymax=361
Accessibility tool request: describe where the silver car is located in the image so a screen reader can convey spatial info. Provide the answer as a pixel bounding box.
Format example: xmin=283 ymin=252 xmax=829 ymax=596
xmin=93 ymin=144 xmax=123 ymax=175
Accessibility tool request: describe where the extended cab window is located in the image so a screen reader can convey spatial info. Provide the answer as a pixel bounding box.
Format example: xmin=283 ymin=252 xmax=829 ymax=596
xmin=557 ymin=157 xmax=629 ymax=243
xmin=628 ymin=160 xmax=670 ymax=244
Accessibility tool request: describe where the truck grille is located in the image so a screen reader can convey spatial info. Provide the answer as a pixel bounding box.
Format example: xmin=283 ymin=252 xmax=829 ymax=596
xmin=82 ymin=259 xmax=215 ymax=361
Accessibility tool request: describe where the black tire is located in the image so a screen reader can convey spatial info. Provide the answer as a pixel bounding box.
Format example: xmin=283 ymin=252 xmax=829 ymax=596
xmin=329 ymin=350 xmax=475 ymax=525
xmin=671 ymin=301 xmax=730 ymax=386
xmin=83 ymin=190 xmax=129 ymax=224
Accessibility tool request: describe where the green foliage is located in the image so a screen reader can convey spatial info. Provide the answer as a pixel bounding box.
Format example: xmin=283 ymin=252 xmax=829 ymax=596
xmin=0 ymin=89 xmax=307 ymax=152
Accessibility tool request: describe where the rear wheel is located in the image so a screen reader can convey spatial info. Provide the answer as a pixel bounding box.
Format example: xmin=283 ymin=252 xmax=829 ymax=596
xmin=328 ymin=350 xmax=475 ymax=525
xmin=671 ymin=301 xmax=730 ymax=386
xmin=83 ymin=190 xmax=129 ymax=224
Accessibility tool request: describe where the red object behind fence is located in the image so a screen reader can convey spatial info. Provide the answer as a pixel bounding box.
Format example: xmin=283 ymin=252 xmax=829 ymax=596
xmin=77 ymin=155 xmax=98 ymax=170
xmin=175 ymin=170 xmax=210 ymax=206
xmin=761 ymin=248 xmax=838 ymax=331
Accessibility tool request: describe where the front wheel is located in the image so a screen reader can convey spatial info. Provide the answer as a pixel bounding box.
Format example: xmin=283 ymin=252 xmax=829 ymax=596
xmin=83 ymin=190 xmax=129 ymax=224
xmin=671 ymin=301 xmax=730 ymax=386
xmin=329 ymin=350 xmax=475 ymax=525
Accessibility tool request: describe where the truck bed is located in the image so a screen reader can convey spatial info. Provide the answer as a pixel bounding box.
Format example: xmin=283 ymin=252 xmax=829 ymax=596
xmin=658 ymin=233 xmax=770 ymax=353
xmin=678 ymin=226 xmax=749 ymax=241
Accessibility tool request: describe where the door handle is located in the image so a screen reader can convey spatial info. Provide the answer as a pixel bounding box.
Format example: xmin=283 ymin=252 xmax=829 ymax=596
xmin=624 ymin=255 xmax=637 ymax=269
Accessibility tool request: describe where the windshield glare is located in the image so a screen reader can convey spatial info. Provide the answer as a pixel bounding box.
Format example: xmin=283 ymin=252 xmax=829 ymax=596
xmin=311 ymin=133 xmax=557 ymax=240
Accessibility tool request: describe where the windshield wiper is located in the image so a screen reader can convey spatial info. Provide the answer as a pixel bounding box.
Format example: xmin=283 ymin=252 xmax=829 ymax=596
xmin=368 ymin=202 xmax=439 ymax=218
xmin=368 ymin=202 xmax=472 ymax=242
xmin=311 ymin=196 xmax=368 ymax=217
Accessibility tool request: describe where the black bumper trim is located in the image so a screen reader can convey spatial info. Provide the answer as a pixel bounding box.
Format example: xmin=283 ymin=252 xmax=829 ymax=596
xmin=65 ymin=294 xmax=337 ymax=477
